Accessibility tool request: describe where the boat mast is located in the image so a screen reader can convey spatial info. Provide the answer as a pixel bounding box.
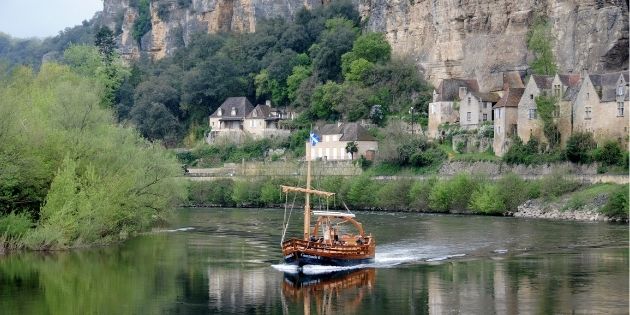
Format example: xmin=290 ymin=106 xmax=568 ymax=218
xmin=304 ymin=141 xmax=311 ymax=240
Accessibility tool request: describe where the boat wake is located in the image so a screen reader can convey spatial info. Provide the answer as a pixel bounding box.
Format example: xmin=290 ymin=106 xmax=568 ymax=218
xmin=272 ymin=243 xmax=474 ymax=275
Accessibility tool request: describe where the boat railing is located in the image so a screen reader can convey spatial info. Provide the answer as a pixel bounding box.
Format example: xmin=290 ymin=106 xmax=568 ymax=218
xmin=282 ymin=238 xmax=374 ymax=255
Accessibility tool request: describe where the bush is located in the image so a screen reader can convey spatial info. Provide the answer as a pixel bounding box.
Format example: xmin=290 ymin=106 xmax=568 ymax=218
xmin=496 ymin=173 xmax=532 ymax=211
xmin=428 ymin=174 xmax=477 ymax=212
xmin=231 ymin=180 xmax=261 ymax=206
xmin=600 ymin=185 xmax=629 ymax=218
xmin=0 ymin=212 xmax=32 ymax=240
xmin=469 ymin=184 xmax=505 ymax=214
xmin=374 ymin=180 xmax=411 ymax=210
xmin=565 ymin=132 xmax=596 ymax=164
xmin=187 ymin=179 xmax=234 ymax=206
xmin=593 ymin=140 xmax=624 ymax=166
xmin=408 ymin=178 xmax=437 ymax=211
xmin=538 ymin=172 xmax=580 ymax=200
xmin=346 ymin=175 xmax=377 ymax=208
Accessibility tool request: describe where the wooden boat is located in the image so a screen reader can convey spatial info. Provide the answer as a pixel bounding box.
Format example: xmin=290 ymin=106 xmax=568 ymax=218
xmin=280 ymin=137 xmax=375 ymax=267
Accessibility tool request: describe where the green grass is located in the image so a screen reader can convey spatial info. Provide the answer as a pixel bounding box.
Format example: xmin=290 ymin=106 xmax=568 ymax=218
xmin=562 ymin=183 xmax=618 ymax=211
xmin=439 ymin=142 xmax=500 ymax=162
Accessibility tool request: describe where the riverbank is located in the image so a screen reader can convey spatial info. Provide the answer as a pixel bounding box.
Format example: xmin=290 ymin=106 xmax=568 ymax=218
xmin=185 ymin=174 xmax=628 ymax=222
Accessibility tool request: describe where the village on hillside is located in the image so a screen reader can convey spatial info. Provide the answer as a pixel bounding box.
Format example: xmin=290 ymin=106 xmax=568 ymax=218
xmin=205 ymin=70 xmax=629 ymax=162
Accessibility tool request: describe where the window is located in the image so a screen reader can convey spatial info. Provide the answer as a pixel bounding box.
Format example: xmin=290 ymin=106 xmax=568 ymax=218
xmin=528 ymin=108 xmax=537 ymax=119
xmin=496 ymin=108 xmax=501 ymax=119
xmin=467 ymin=112 xmax=471 ymax=121
xmin=585 ymin=107 xmax=592 ymax=120
xmin=586 ymin=92 xmax=589 ymax=100
xmin=617 ymin=86 xmax=624 ymax=96
xmin=483 ymin=102 xmax=487 ymax=109
xmin=618 ymin=102 xmax=624 ymax=117
xmin=554 ymin=84 xmax=561 ymax=97
xmin=497 ymin=126 xmax=501 ymax=134
xmin=467 ymin=97 xmax=471 ymax=105
xmin=459 ymin=87 xmax=467 ymax=95
xmin=231 ymin=107 xmax=236 ymax=116
xmin=553 ymin=106 xmax=560 ymax=118
xmin=530 ymin=94 xmax=534 ymax=100
xmin=217 ymin=109 xmax=222 ymax=116
xmin=483 ymin=113 xmax=488 ymax=121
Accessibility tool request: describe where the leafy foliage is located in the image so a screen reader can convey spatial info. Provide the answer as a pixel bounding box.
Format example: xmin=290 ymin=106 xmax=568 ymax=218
xmin=565 ymin=132 xmax=596 ymax=164
xmin=527 ymin=16 xmax=557 ymax=75
xmin=0 ymin=61 xmax=186 ymax=249
xmin=132 ymin=0 xmax=152 ymax=43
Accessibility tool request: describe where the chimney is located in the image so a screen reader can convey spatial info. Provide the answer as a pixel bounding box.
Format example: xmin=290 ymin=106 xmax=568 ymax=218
xmin=265 ymin=100 xmax=271 ymax=107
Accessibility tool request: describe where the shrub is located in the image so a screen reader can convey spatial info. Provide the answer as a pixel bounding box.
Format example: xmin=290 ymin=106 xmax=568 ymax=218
xmin=231 ymin=180 xmax=261 ymax=206
xmin=565 ymin=132 xmax=596 ymax=164
xmin=496 ymin=173 xmax=531 ymax=211
xmin=374 ymin=180 xmax=411 ymax=210
xmin=593 ymin=140 xmax=623 ymax=166
xmin=538 ymin=172 xmax=580 ymax=200
xmin=428 ymin=174 xmax=477 ymax=212
xmin=600 ymin=185 xmax=629 ymax=218
xmin=260 ymin=179 xmax=284 ymax=205
xmin=469 ymin=184 xmax=505 ymax=214
xmin=346 ymin=175 xmax=377 ymax=208
xmin=0 ymin=212 xmax=33 ymax=240
xmin=408 ymin=178 xmax=437 ymax=211
xmin=132 ymin=0 xmax=152 ymax=43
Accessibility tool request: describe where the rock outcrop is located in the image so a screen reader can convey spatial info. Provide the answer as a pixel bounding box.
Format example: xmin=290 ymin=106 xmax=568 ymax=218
xmin=99 ymin=0 xmax=628 ymax=87
xmin=360 ymin=0 xmax=629 ymax=88
xmin=102 ymin=0 xmax=324 ymax=61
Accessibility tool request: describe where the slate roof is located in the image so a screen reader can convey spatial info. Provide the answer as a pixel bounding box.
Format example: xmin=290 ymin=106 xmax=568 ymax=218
xmin=494 ymin=88 xmax=525 ymax=108
xmin=210 ymin=97 xmax=254 ymax=118
xmin=471 ymin=91 xmax=501 ymax=103
xmin=562 ymin=86 xmax=580 ymax=101
xmin=531 ymin=75 xmax=553 ymax=90
xmin=246 ymin=104 xmax=272 ymax=119
xmin=434 ymin=79 xmax=479 ymax=102
xmin=317 ymin=122 xmax=377 ymax=141
xmin=588 ymin=71 xmax=630 ymax=102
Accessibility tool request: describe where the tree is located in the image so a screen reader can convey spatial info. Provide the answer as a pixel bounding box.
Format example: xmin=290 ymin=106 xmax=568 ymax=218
xmin=527 ymin=16 xmax=557 ymax=75
xmin=345 ymin=141 xmax=358 ymax=160
xmin=94 ymin=26 xmax=116 ymax=62
xmin=310 ymin=18 xmax=358 ymax=81
xmin=565 ymin=132 xmax=596 ymax=163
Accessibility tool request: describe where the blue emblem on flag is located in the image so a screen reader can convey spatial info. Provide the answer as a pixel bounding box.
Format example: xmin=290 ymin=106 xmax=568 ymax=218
xmin=309 ymin=132 xmax=320 ymax=146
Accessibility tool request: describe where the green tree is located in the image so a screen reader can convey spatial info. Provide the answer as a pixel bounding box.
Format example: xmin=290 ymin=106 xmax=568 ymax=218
xmin=593 ymin=140 xmax=624 ymax=166
xmin=565 ymin=132 xmax=596 ymax=163
xmin=527 ymin=16 xmax=557 ymax=75
xmin=469 ymin=184 xmax=505 ymax=214
xmin=345 ymin=141 xmax=358 ymax=160
xmin=132 ymin=0 xmax=152 ymax=43
xmin=95 ymin=26 xmax=116 ymax=62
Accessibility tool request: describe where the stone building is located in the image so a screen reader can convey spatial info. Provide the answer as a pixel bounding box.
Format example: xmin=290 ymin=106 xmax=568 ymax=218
xmin=493 ymin=88 xmax=525 ymax=156
xmin=517 ymin=74 xmax=582 ymax=146
xmin=311 ymin=122 xmax=378 ymax=161
xmin=428 ymin=79 xmax=479 ymax=138
xmin=458 ymin=91 xmax=500 ymax=130
xmin=208 ymin=97 xmax=292 ymax=143
xmin=573 ymin=71 xmax=629 ymax=148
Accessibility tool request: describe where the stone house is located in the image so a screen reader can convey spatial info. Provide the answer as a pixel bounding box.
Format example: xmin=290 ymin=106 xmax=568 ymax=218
xmin=458 ymin=91 xmax=500 ymax=130
xmin=311 ymin=122 xmax=378 ymax=161
xmin=428 ymin=79 xmax=479 ymax=138
xmin=517 ymin=74 xmax=581 ymax=146
xmin=493 ymin=87 xmax=525 ymax=156
xmin=208 ymin=97 xmax=292 ymax=143
xmin=573 ymin=71 xmax=629 ymax=148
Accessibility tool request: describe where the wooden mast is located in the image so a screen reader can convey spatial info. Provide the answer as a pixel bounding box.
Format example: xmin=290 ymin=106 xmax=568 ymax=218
xmin=304 ymin=141 xmax=311 ymax=240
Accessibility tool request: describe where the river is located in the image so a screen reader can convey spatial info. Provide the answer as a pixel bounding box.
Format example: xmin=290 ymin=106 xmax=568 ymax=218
xmin=0 ymin=208 xmax=627 ymax=314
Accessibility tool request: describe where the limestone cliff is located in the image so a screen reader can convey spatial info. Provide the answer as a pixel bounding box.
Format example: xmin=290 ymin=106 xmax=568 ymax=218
xmin=102 ymin=0 xmax=324 ymax=61
xmin=99 ymin=0 xmax=628 ymax=87
xmin=359 ymin=0 xmax=629 ymax=89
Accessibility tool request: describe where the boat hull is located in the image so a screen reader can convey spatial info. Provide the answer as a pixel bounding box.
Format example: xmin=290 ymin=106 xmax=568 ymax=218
xmin=282 ymin=238 xmax=375 ymax=267
xmin=284 ymin=251 xmax=374 ymax=267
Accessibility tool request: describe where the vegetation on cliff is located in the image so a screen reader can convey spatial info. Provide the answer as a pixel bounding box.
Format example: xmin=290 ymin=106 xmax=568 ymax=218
xmin=111 ymin=1 xmax=430 ymax=145
xmin=0 ymin=49 xmax=186 ymax=250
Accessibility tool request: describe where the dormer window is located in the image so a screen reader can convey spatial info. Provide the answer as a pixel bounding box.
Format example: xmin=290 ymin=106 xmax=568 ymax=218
xmin=231 ymin=107 xmax=236 ymax=116
xmin=459 ymin=87 xmax=467 ymax=96
xmin=252 ymin=110 xmax=257 ymax=118
xmin=617 ymin=86 xmax=624 ymax=96
xmin=217 ymin=108 xmax=223 ymax=116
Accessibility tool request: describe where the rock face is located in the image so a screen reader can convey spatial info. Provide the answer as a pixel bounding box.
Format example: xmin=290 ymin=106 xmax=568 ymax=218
xmin=102 ymin=0 xmax=324 ymax=61
xmin=359 ymin=0 xmax=629 ymax=88
xmin=99 ymin=0 xmax=628 ymax=86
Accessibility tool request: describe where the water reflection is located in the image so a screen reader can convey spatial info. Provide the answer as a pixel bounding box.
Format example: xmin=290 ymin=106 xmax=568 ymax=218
xmin=282 ymin=269 xmax=375 ymax=315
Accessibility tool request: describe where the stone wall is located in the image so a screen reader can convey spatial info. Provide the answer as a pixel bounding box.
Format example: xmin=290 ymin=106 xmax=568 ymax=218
xmin=187 ymin=160 xmax=362 ymax=179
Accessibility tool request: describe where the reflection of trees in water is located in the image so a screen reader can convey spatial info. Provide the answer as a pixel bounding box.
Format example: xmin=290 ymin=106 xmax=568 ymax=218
xmin=281 ymin=268 xmax=376 ymax=315
xmin=0 ymin=236 xmax=186 ymax=315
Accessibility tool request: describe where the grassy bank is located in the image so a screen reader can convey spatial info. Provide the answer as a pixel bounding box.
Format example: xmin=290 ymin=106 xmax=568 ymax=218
xmin=186 ymin=173 xmax=628 ymax=219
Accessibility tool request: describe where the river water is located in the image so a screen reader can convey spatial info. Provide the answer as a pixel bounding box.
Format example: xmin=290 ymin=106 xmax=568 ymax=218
xmin=0 ymin=208 xmax=627 ymax=314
